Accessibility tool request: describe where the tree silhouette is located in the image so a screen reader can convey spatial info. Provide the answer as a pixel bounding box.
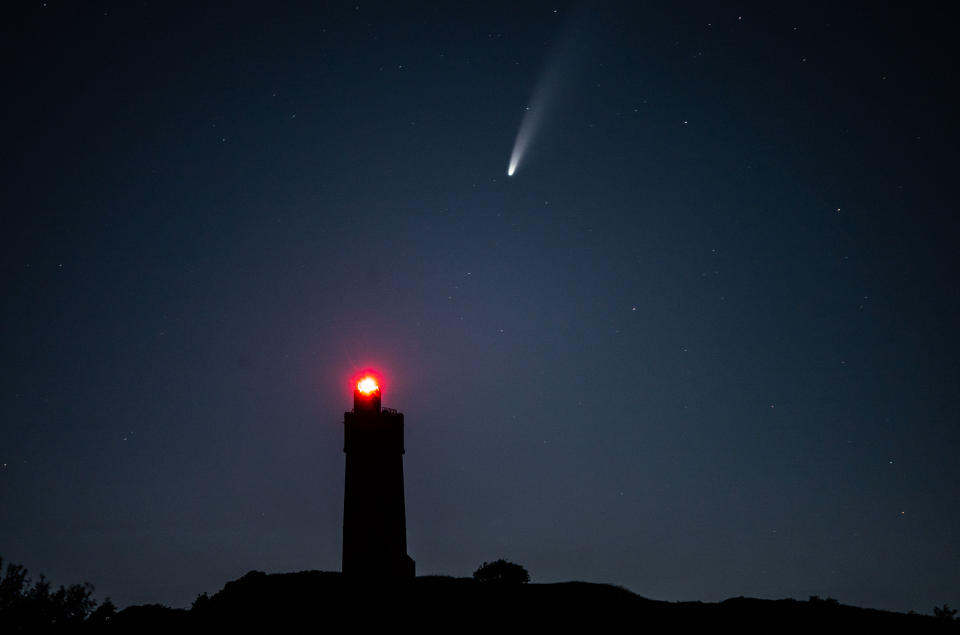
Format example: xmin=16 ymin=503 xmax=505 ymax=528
xmin=88 ymin=598 xmax=117 ymax=626
xmin=0 ymin=556 xmax=114 ymax=631
xmin=472 ymin=559 xmax=529 ymax=584
xmin=933 ymin=604 xmax=957 ymax=621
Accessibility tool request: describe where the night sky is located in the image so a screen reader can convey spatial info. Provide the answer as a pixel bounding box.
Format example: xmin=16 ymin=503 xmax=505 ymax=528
xmin=2 ymin=1 xmax=958 ymax=614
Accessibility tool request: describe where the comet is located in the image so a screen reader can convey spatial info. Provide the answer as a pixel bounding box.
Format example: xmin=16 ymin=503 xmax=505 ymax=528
xmin=506 ymin=68 xmax=559 ymax=177
xmin=507 ymin=106 xmax=539 ymax=176
xmin=507 ymin=104 xmax=539 ymax=177
xmin=506 ymin=18 xmax=582 ymax=177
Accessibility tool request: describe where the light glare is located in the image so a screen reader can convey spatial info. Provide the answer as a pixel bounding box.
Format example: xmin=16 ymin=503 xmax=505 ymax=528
xmin=357 ymin=377 xmax=379 ymax=394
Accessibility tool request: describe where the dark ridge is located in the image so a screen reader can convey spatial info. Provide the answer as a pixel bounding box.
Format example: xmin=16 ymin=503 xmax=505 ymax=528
xmin=104 ymin=570 xmax=957 ymax=633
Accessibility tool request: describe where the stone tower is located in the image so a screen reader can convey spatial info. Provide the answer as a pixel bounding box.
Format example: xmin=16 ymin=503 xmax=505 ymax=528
xmin=342 ymin=376 xmax=415 ymax=578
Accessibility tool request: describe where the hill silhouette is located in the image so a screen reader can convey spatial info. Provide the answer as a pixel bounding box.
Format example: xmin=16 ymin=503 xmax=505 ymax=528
xmin=106 ymin=570 xmax=957 ymax=633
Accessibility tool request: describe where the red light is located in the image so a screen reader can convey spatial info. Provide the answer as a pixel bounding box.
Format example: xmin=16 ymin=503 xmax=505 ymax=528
xmin=357 ymin=376 xmax=379 ymax=394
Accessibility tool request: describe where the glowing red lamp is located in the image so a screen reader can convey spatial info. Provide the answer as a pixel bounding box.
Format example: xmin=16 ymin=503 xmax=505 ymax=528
xmin=357 ymin=376 xmax=379 ymax=394
xmin=353 ymin=373 xmax=382 ymax=413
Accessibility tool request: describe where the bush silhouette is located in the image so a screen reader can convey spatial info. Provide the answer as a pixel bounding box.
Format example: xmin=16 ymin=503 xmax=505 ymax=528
xmin=472 ymin=559 xmax=529 ymax=584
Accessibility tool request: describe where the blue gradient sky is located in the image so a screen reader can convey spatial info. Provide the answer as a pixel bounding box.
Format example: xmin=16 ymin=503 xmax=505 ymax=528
xmin=2 ymin=1 xmax=957 ymax=613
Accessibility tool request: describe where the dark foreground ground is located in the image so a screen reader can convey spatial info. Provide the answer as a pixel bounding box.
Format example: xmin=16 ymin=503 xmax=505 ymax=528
xmin=105 ymin=570 xmax=958 ymax=633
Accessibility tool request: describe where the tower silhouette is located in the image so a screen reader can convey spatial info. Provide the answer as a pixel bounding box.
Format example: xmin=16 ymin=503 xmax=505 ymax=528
xmin=342 ymin=376 xmax=415 ymax=578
